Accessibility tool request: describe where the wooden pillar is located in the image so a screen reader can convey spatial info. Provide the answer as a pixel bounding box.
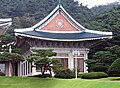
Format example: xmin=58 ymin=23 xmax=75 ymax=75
xmin=24 ymin=62 xmax=26 ymax=76
xmin=23 ymin=63 xmax=25 ymax=76
xmin=19 ymin=61 xmax=22 ymax=76
xmin=29 ymin=62 xmax=31 ymax=75
xmin=8 ymin=61 xmax=12 ymax=76
xmin=84 ymin=49 xmax=89 ymax=73
xmin=26 ymin=61 xmax=28 ymax=75
xmin=17 ymin=62 xmax=20 ymax=76
xmin=21 ymin=63 xmax=24 ymax=76
xmin=68 ymin=50 xmax=74 ymax=70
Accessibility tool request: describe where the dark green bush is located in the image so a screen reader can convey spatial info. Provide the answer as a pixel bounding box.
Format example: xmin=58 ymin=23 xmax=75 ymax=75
xmin=78 ymin=73 xmax=84 ymax=78
xmin=0 ymin=72 xmax=5 ymax=76
xmin=54 ymin=69 xmax=75 ymax=79
xmin=29 ymin=74 xmax=51 ymax=78
xmin=107 ymin=58 xmax=120 ymax=77
xmin=81 ymin=72 xmax=108 ymax=79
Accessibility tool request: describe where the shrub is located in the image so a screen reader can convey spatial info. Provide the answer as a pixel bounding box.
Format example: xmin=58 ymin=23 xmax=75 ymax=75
xmin=81 ymin=72 xmax=108 ymax=79
xmin=53 ymin=67 xmax=64 ymax=74
xmin=54 ymin=69 xmax=75 ymax=79
xmin=78 ymin=73 xmax=84 ymax=78
xmin=107 ymin=58 xmax=120 ymax=77
xmin=0 ymin=72 xmax=5 ymax=76
xmin=29 ymin=74 xmax=51 ymax=78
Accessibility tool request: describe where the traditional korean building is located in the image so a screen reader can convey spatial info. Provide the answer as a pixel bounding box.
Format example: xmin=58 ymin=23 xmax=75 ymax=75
xmin=14 ymin=4 xmax=112 ymax=76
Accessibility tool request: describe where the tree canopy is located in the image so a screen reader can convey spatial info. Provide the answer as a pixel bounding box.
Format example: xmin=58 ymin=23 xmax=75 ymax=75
xmin=107 ymin=58 xmax=120 ymax=76
xmin=85 ymin=6 xmax=120 ymax=35
xmin=87 ymin=45 xmax=120 ymax=73
xmin=91 ymin=1 xmax=120 ymax=15
xmin=28 ymin=50 xmax=58 ymax=77
xmin=0 ymin=52 xmax=24 ymax=62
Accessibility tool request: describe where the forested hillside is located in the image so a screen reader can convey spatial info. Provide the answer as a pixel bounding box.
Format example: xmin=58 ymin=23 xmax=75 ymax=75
xmin=88 ymin=5 xmax=120 ymax=56
xmin=86 ymin=6 xmax=120 ymax=35
xmin=87 ymin=5 xmax=120 ymax=72
xmin=91 ymin=1 xmax=120 ymax=15
xmin=0 ymin=0 xmax=93 ymax=28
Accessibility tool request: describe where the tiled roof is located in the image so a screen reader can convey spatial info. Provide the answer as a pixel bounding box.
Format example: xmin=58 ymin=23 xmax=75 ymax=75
xmin=15 ymin=30 xmax=112 ymax=41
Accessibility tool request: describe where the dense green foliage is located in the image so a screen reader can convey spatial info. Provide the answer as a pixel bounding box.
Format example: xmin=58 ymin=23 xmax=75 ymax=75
xmin=81 ymin=72 xmax=108 ymax=79
xmin=0 ymin=34 xmax=13 ymax=45
xmin=54 ymin=69 xmax=75 ymax=79
xmin=91 ymin=2 xmax=120 ymax=15
xmin=0 ymin=52 xmax=24 ymax=62
xmin=85 ymin=6 xmax=120 ymax=35
xmin=87 ymin=45 xmax=120 ymax=73
xmin=0 ymin=33 xmax=22 ymax=54
xmin=28 ymin=56 xmax=53 ymax=77
xmin=28 ymin=50 xmax=57 ymax=77
xmin=13 ymin=16 xmax=37 ymax=28
xmin=87 ymin=2 xmax=120 ymax=35
xmin=0 ymin=52 xmax=24 ymax=76
xmin=108 ymin=58 xmax=120 ymax=77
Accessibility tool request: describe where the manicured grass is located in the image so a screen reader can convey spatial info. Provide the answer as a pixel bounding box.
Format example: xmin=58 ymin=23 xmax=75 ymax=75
xmin=0 ymin=76 xmax=120 ymax=88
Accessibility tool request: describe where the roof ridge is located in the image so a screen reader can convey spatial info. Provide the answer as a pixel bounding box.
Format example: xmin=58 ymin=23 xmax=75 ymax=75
xmin=32 ymin=4 xmax=85 ymax=32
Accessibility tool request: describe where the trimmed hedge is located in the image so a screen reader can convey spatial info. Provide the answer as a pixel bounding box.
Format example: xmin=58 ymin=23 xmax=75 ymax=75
xmin=0 ymin=72 xmax=5 ymax=76
xmin=81 ymin=72 xmax=108 ymax=79
xmin=54 ymin=69 xmax=75 ymax=79
xmin=107 ymin=58 xmax=120 ymax=77
xmin=78 ymin=73 xmax=84 ymax=78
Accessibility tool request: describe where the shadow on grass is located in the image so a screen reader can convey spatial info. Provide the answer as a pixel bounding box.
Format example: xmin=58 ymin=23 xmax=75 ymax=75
xmin=111 ymin=79 xmax=120 ymax=81
xmin=29 ymin=74 xmax=52 ymax=78
xmin=109 ymin=77 xmax=120 ymax=81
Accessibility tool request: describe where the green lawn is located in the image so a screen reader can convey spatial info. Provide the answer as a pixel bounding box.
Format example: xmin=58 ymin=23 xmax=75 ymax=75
xmin=0 ymin=77 xmax=120 ymax=88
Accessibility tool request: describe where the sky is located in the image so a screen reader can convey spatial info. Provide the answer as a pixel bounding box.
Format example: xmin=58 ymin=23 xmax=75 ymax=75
xmin=75 ymin=0 xmax=120 ymax=8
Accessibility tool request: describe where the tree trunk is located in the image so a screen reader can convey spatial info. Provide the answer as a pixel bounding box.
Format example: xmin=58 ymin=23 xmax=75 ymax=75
xmin=49 ymin=69 xmax=52 ymax=78
xmin=41 ymin=67 xmax=45 ymax=78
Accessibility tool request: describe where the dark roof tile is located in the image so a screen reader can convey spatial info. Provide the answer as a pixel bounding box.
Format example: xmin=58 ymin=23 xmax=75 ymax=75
xmin=16 ymin=30 xmax=111 ymax=40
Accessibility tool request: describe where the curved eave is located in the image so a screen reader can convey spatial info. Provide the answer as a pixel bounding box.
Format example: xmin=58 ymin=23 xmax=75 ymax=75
xmin=85 ymin=29 xmax=113 ymax=35
xmin=0 ymin=18 xmax=12 ymax=21
xmin=15 ymin=32 xmax=112 ymax=42
xmin=0 ymin=22 xmax=12 ymax=27
xmin=0 ymin=18 xmax=12 ymax=26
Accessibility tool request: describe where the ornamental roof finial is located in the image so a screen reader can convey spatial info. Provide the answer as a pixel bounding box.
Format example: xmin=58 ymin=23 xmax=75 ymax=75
xmin=58 ymin=0 xmax=61 ymax=5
